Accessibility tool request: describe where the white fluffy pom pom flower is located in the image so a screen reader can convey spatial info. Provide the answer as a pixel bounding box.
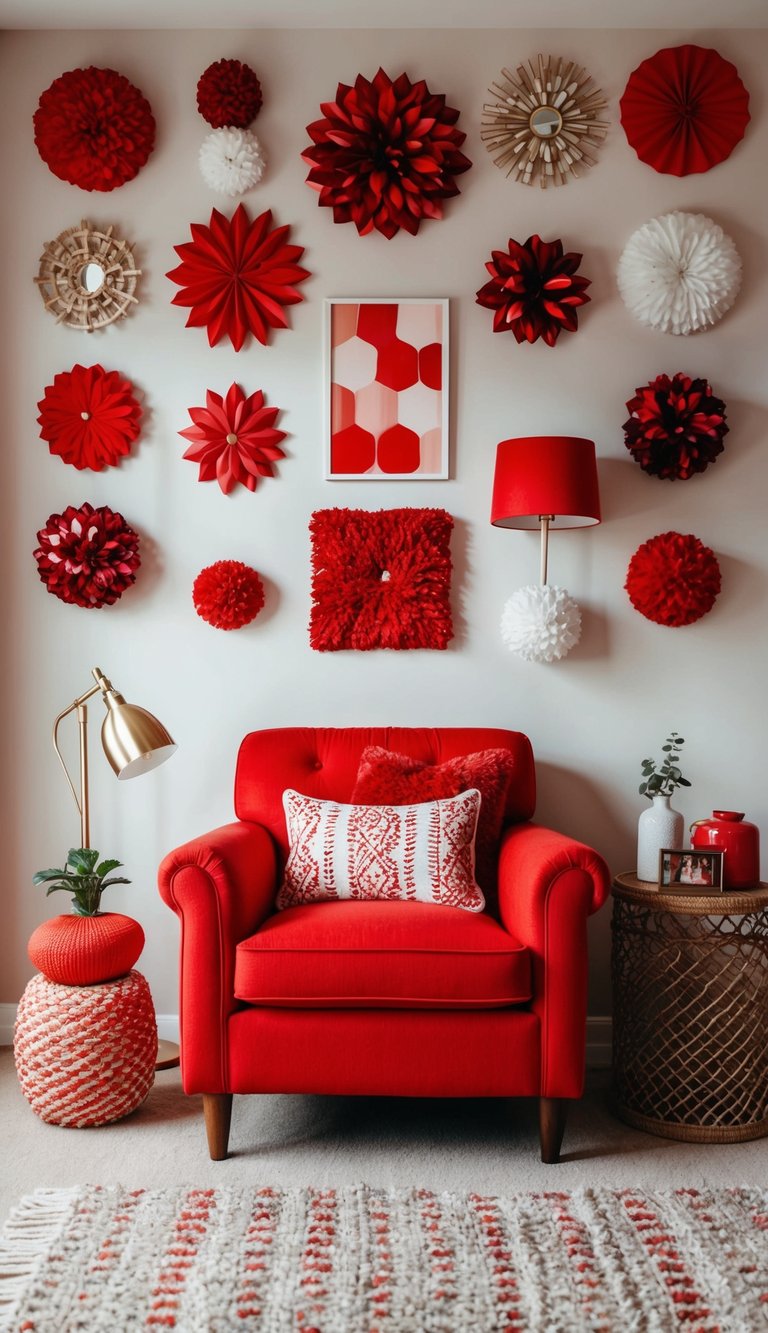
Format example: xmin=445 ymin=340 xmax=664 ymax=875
xmin=501 ymin=585 xmax=582 ymax=663
xmin=617 ymin=211 xmax=741 ymax=336
xmin=199 ymin=127 xmax=266 ymax=196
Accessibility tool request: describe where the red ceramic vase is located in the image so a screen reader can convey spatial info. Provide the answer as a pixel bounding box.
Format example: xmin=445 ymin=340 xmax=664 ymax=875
xmin=27 ymin=912 xmax=145 ymax=985
xmin=690 ymin=811 xmax=760 ymax=890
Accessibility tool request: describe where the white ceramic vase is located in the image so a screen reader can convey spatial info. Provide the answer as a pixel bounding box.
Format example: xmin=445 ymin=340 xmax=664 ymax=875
xmin=637 ymin=794 xmax=684 ymax=882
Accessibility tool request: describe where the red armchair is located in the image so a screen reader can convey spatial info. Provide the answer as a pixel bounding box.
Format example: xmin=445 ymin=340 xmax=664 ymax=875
xmin=158 ymin=727 xmax=610 ymax=1162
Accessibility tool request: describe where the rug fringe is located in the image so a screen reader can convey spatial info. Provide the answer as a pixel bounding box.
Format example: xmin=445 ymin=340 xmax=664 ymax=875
xmin=0 ymin=1187 xmax=81 ymax=1314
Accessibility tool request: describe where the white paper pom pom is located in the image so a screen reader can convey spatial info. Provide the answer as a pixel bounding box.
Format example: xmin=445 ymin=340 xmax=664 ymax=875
xmin=501 ymin=585 xmax=582 ymax=663
xmin=617 ymin=211 xmax=741 ymax=336
xmin=199 ymin=127 xmax=266 ymax=196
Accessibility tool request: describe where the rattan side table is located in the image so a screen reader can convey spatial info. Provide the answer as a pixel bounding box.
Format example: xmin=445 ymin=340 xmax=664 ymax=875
xmin=611 ymin=872 xmax=768 ymax=1143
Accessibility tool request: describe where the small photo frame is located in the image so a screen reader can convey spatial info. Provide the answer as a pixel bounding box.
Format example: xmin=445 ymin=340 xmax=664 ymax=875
xmin=659 ymin=848 xmax=725 ymax=892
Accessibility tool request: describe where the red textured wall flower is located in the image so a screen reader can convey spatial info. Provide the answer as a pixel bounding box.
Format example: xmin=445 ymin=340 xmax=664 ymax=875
xmin=34 ymin=66 xmax=155 ymax=191
xmin=179 ymin=384 xmax=285 ymax=495
xmin=625 ymin=531 xmax=721 ymax=627
xmin=197 ymin=58 xmax=263 ymax=128
xmin=624 ymin=374 xmax=728 ymax=480
xmin=476 ymin=235 xmax=591 ymax=346
xmin=193 ymin=560 xmax=265 ymax=629
xmin=303 ymin=68 xmax=471 ymax=239
xmin=167 ymin=205 xmax=310 ymax=350
xmin=37 ymin=364 xmax=142 ymax=471
xmin=34 ymin=502 xmax=141 ymax=608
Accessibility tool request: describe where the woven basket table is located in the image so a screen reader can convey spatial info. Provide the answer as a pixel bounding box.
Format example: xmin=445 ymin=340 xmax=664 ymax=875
xmin=14 ymin=969 xmax=156 ymax=1127
xmin=611 ymin=873 xmax=768 ymax=1143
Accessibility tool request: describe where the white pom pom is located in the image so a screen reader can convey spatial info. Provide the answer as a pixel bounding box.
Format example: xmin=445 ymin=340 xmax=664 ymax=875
xmin=501 ymin=585 xmax=582 ymax=663
xmin=199 ymin=127 xmax=266 ymax=197
xmin=617 ymin=211 xmax=741 ymax=336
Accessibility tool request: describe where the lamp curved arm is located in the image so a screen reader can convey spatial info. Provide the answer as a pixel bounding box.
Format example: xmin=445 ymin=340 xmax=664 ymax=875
xmin=52 ymin=682 xmax=102 ymax=846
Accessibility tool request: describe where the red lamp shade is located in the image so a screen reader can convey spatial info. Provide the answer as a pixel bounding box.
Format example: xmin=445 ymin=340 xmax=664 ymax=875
xmin=490 ymin=436 xmax=601 ymax=530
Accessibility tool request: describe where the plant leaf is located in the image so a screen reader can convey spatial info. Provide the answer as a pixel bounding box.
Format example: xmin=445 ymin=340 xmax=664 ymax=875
xmin=99 ymin=877 xmax=132 ymax=889
xmin=33 ymin=869 xmax=69 ymax=884
xmin=67 ymin=848 xmax=100 ymax=875
xmin=45 ymin=883 xmax=73 ymax=896
xmin=95 ymin=859 xmax=122 ymax=878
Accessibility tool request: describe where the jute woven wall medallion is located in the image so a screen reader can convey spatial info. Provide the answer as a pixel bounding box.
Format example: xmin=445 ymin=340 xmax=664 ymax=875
xmin=482 ymin=55 xmax=608 ymax=187
xmin=35 ymin=219 xmax=141 ymax=331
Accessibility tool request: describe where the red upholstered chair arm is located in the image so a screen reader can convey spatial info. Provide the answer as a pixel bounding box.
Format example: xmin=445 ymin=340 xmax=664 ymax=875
xmin=158 ymin=821 xmax=277 ymax=1092
xmin=497 ymin=822 xmax=610 ymax=1099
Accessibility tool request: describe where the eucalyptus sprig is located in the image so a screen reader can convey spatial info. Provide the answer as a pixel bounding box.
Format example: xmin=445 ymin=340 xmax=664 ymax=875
xmin=33 ymin=848 xmax=131 ymax=917
xmin=639 ymin=732 xmax=691 ymax=801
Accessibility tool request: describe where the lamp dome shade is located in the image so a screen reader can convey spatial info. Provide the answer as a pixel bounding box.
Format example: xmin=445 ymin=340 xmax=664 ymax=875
xmin=491 ymin=436 xmax=601 ymax=530
xmin=101 ymin=703 xmax=176 ymax=779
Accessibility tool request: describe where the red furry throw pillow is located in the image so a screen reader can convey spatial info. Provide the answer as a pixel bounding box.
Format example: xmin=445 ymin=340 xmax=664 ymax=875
xmin=352 ymin=747 xmax=515 ymax=900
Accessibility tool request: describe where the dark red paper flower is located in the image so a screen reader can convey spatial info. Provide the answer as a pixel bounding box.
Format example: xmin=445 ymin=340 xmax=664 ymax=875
xmin=179 ymin=383 xmax=286 ymax=494
xmin=197 ymin=58 xmax=263 ymax=128
xmin=167 ymin=205 xmax=310 ymax=351
xmin=620 ymin=45 xmax=750 ymax=176
xmin=37 ymin=364 xmax=142 ymax=471
xmin=34 ymin=502 xmax=141 ymax=608
xmin=625 ymin=531 xmax=721 ymax=627
xmin=624 ymin=373 xmax=728 ymax=480
xmin=33 ymin=66 xmax=155 ymax=191
xmin=193 ymin=560 xmax=265 ymax=629
xmin=476 ymin=235 xmax=591 ymax=346
xmin=303 ymin=68 xmax=471 ymax=239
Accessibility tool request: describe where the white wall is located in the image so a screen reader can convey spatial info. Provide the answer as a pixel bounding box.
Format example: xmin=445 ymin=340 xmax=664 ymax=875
xmin=1 ymin=27 xmax=766 ymax=1017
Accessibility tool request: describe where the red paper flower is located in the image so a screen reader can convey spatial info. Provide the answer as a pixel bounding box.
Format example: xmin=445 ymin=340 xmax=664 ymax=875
xmin=193 ymin=560 xmax=265 ymax=629
xmin=303 ymin=68 xmax=471 ymax=239
xmin=197 ymin=58 xmax=263 ymax=128
xmin=620 ymin=45 xmax=750 ymax=176
xmin=476 ymin=235 xmax=591 ymax=346
xmin=33 ymin=66 xmax=155 ymax=191
xmin=179 ymin=383 xmax=285 ymax=495
xmin=34 ymin=502 xmax=141 ymax=608
xmin=167 ymin=205 xmax=310 ymax=351
xmin=625 ymin=531 xmax=721 ymax=627
xmin=37 ymin=364 xmax=142 ymax=472
xmin=624 ymin=374 xmax=728 ymax=480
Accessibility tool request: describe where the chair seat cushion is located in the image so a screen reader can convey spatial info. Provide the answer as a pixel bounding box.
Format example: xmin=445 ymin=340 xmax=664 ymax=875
xmin=234 ymin=901 xmax=531 ymax=1009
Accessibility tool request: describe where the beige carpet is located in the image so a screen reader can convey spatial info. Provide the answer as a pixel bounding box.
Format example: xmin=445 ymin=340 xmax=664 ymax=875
xmin=1 ymin=1048 xmax=766 ymax=1228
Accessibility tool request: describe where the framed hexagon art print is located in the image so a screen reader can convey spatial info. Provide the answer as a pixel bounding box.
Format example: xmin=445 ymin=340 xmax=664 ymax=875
xmin=324 ymin=298 xmax=449 ymax=479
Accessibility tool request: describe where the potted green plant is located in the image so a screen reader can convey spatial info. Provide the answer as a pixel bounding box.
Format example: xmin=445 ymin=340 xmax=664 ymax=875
xmin=28 ymin=848 xmax=145 ymax=986
xmin=637 ymin=733 xmax=691 ymax=882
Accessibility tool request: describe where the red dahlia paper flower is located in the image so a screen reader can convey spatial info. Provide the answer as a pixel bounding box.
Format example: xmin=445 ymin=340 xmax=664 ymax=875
xmin=179 ymin=383 xmax=286 ymax=494
xmin=34 ymin=502 xmax=141 ymax=608
xmin=303 ymin=68 xmax=471 ymax=239
xmin=167 ymin=205 xmax=310 ymax=351
xmin=197 ymin=58 xmax=263 ymax=128
xmin=624 ymin=373 xmax=728 ymax=480
xmin=34 ymin=66 xmax=155 ymax=192
xmin=193 ymin=560 xmax=265 ymax=629
xmin=37 ymin=364 xmax=142 ymax=471
xmin=476 ymin=235 xmax=591 ymax=346
xmin=625 ymin=531 xmax=721 ymax=627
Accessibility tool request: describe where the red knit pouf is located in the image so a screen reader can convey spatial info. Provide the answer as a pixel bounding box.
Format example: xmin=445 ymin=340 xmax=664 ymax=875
xmin=14 ymin=970 xmax=157 ymax=1127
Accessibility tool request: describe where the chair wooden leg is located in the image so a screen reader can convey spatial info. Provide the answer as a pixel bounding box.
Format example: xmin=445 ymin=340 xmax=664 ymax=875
xmin=539 ymin=1096 xmax=567 ymax=1164
xmin=203 ymin=1093 xmax=233 ymax=1160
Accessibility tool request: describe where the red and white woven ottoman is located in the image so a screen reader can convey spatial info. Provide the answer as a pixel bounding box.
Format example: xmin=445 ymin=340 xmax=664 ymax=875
xmin=14 ymin=970 xmax=157 ymax=1127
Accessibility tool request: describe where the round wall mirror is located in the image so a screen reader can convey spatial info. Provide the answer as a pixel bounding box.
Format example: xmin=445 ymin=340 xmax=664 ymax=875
xmin=79 ymin=262 xmax=106 ymax=294
xmin=36 ymin=220 xmax=141 ymax=332
xmin=529 ymin=106 xmax=563 ymax=138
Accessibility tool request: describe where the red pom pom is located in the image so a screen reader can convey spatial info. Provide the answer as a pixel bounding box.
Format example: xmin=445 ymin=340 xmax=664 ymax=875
xmin=179 ymin=383 xmax=285 ymax=494
xmin=193 ymin=560 xmax=265 ymax=630
xmin=37 ymin=364 xmax=142 ymax=471
xmin=476 ymin=235 xmax=591 ymax=346
xmin=34 ymin=502 xmax=141 ymax=608
xmin=303 ymin=68 xmax=471 ymax=239
xmin=624 ymin=373 xmax=728 ymax=480
xmin=34 ymin=66 xmax=155 ymax=191
xmin=625 ymin=531 xmax=721 ymax=627
xmin=197 ymin=59 xmax=263 ymax=128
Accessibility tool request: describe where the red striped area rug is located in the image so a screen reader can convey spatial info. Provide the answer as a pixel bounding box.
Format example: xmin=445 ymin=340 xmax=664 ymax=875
xmin=1 ymin=1185 xmax=766 ymax=1331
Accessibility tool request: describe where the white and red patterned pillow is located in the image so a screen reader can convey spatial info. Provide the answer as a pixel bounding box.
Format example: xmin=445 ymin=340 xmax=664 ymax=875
xmin=277 ymin=788 xmax=485 ymax=913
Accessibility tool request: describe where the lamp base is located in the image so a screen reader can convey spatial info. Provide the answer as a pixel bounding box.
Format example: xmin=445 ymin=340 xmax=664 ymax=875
xmin=156 ymin=1038 xmax=180 ymax=1071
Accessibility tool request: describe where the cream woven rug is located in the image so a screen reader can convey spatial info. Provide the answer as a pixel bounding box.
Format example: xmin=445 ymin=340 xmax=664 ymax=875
xmin=1 ymin=1184 xmax=766 ymax=1331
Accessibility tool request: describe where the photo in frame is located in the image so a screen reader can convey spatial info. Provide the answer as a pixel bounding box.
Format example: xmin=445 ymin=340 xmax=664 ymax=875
xmin=659 ymin=847 xmax=725 ymax=892
xmin=324 ymin=298 xmax=449 ymax=480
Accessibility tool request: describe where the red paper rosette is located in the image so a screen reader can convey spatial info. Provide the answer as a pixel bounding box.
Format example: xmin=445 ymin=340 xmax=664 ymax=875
xmin=193 ymin=560 xmax=265 ymax=630
xmin=197 ymin=59 xmax=263 ymax=128
xmin=34 ymin=502 xmax=141 ymax=608
xmin=37 ymin=364 xmax=142 ymax=471
xmin=476 ymin=235 xmax=591 ymax=346
xmin=303 ymin=68 xmax=471 ymax=239
xmin=624 ymin=373 xmax=728 ymax=480
xmin=620 ymin=45 xmax=750 ymax=176
xmin=34 ymin=66 xmax=155 ymax=191
xmin=625 ymin=531 xmax=721 ymax=627
xmin=179 ymin=383 xmax=286 ymax=494
xmin=167 ymin=205 xmax=310 ymax=351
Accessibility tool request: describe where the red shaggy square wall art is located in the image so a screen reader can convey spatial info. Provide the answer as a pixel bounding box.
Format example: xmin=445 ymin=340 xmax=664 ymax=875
xmin=309 ymin=508 xmax=454 ymax=651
